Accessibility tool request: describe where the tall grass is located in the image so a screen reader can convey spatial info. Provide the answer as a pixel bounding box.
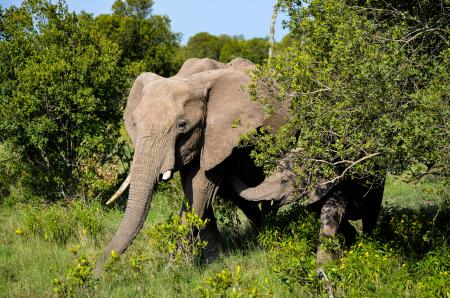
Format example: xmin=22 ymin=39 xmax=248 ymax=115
xmin=0 ymin=176 xmax=448 ymax=297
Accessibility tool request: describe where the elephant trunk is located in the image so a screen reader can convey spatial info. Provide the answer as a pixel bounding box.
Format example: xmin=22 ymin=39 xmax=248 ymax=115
xmin=95 ymin=136 xmax=166 ymax=274
xmin=232 ymin=176 xmax=275 ymax=202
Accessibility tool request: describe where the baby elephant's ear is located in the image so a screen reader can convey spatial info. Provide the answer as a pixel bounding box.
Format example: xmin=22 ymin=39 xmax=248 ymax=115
xmin=123 ymin=72 xmax=162 ymax=145
xmin=200 ymin=69 xmax=266 ymax=171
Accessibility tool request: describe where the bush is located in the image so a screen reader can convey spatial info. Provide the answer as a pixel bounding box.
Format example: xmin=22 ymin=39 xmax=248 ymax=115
xmin=22 ymin=200 xmax=105 ymax=244
xmin=256 ymin=204 xmax=324 ymax=295
xmin=249 ymin=0 xmax=449 ymax=193
xmin=0 ymin=142 xmax=30 ymax=204
xmin=146 ymin=208 xmax=208 ymax=267
xmin=257 ymin=203 xmax=320 ymax=248
xmin=415 ymin=246 xmax=450 ymax=297
xmin=195 ymin=266 xmax=272 ymax=298
xmin=326 ymin=240 xmax=411 ymax=297
xmin=0 ymin=0 xmax=127 ymax=200
xmin=52 ymin=255 xmax=95 ymax=297
xmin=375 ymin=203 xmax=450 ymax=256
xmin=213 ymin=196 xmax=244 ymax=246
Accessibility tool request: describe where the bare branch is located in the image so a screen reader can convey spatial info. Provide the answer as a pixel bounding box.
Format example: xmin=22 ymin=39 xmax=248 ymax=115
xmin=300 ymin=87 xmax=332 ymax=95
xmin=319 ymin=152 xmax=381 ymax=185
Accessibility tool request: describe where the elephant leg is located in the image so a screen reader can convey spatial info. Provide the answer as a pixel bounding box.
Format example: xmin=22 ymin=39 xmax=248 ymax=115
xmin=362 ymin=181 xmax=385 ymax=235
xmin=338 ymin=219 xmax=358 ymax=247
xmin=180 ymin=165 xmax=223 ymax=262
xmin=317 ymin=194 xmax=347 ymax=265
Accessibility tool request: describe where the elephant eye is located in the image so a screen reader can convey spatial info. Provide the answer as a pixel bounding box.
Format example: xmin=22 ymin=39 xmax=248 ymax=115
xmin=176 ymin=119 xmax=187 ymax=131
xmin=281 ymin=179 xmax=289 ymax=185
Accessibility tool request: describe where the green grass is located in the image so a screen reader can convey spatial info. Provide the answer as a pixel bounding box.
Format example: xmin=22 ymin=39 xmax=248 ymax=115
xmin=0 ymin=176 xmax=449 ymax=297
xmin=383 ymin=175 xmax=443 ymax=209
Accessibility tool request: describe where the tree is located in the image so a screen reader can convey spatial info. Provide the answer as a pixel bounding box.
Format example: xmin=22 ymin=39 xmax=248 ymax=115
xmin=248 ymin=0 xmax=449 ymax=196
xmin=112 ymin=0 xmax=153 ymax=19
xmin=220 ymin=37 xmax=270 ymax=65
xmin=95 ymin=0 xmax=180 ymax=77
xmin=178 ymin=32 xmax=224 ymax=61
xmin=0 ymin=0 xmax=127 ymax=200
xmin=177 ymin=32 xmax=270 ymax=65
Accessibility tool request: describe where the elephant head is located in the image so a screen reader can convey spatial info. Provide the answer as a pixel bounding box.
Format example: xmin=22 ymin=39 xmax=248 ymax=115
xmin=230 ymin=150 xmax=339 ymax=206
xmin=231 ymin=166 xmax=297 ymax=205
xmin=96 ymin=58 xmax=265 ymax=271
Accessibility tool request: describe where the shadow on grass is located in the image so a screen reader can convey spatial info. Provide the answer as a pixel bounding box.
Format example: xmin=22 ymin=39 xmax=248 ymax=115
xmin=374 ymin=203 xmax=450 ymax=259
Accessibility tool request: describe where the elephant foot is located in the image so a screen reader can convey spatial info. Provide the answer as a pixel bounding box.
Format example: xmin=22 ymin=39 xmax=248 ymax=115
xmin=199 ymin=216 xmax=223 ymax=263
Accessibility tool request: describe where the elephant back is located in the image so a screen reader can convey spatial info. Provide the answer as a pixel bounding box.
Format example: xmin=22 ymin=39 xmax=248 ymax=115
xmin=175 ymin=58 xmax=226 ymax=77
xmin=226 ymin=58 xmax=255 ymax=72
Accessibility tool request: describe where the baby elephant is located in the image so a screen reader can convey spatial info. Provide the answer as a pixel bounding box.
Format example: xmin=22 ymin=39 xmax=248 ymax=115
xmin=231 ymin=164 xmax=385 ymax=265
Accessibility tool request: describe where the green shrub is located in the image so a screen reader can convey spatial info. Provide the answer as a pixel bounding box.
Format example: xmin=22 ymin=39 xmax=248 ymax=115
xmin=154 ymin=172 xmax=184 ymax=209
xmin=256 ymin=204 xmax=325 ymax=295
xmin=327 ymin=240 xmax=411 ymax=297
xmin=146 ymin=208 xmax=208 ymax=266
xmin=0 ymin=0 xmax=126 ymax=200
xmin=195 ymin=266 xmax=272 ymax=298
xmin=257 ymin=203 xmax=320 ymax=248
xmin=269 ymin=238 xmax=323 ymax=295
xmin=52 ymin=255 xmax=95 ymax=297
xmin=22 ymin=201 xmax=105 ymax=244
xmin=249 ymin=0 xmax=449 ymax=195
xmin=415 ymin=245 xmax=450 ymax=297
xmin=214 ymin=196 xmax=243 ymax=245
xmin=0 ymin=142 xmax=38 ymax=206
xmin=375 ymin=203 xmax=450 ymax=256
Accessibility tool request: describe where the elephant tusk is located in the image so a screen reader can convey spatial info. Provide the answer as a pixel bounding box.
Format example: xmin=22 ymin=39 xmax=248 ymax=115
xmin=106 ymin=174 xmax=131 ymax=205
xmin=162 ymin=170 xmax=172 ymax=181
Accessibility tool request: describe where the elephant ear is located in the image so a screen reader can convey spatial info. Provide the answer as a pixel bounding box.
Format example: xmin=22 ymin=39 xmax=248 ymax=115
xmin=199 ymin=69 xmax=266 ymax=171
xmin=124 ymin=72 xmax=162 ymax=145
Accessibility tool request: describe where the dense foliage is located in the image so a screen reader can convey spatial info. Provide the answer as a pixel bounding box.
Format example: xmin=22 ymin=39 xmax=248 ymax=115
xmin=177 ymin=32 xmax=270 ymax=65
xmin=94 ymin=0 xmax=180 ymax=77
xmin=0 ymin=0 xmax=181 ymax=201
xmin=0 ymin=0 xmax=125 ymax=200
xmin=249 ymin=0 xmax=449 ymax=195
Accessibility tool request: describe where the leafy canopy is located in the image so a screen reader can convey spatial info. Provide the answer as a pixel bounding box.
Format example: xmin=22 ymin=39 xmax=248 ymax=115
xmin=249 ymin=0 xmax=449 ymax=192
xmin=95 ymin=0 xmax=180 ymax=77
xmin=177 ymin=32 xmax=270 ymax=65
xmin=0 ymin=0 xmax=126 ymax=199
xmin=0 ymin=0 xmax=182 ymax=201
xmin=112 ymin=0 xmax=153 ymax=19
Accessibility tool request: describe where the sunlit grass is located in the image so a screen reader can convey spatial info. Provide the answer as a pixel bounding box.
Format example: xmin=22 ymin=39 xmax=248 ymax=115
xmin=0 ymin=176 xmax=448 ymax=297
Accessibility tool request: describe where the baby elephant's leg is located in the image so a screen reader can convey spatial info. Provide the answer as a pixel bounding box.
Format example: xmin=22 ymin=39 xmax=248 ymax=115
xmin=317 ymin=194 xmax=347 ymax=265
xmin=362 ymin=182 xmax=385 ymax=235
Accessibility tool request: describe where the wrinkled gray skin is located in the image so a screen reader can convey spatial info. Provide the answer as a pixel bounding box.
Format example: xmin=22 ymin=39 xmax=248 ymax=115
xmin=232 ymin=168 xmax=297 ymax=204
xmin=95 ymin=58 xmax=279 ymax=274
xmin=231 ymin=155 xmax=385 ymax=265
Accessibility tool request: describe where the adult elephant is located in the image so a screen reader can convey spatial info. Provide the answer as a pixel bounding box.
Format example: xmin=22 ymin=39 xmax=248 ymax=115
xmin=95 ymin=58 xmax=282 ymax=272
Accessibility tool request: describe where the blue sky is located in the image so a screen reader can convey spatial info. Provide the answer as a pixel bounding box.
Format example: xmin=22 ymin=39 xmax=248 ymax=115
xmin=1 ymin=0 xmax=289 ymax=44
